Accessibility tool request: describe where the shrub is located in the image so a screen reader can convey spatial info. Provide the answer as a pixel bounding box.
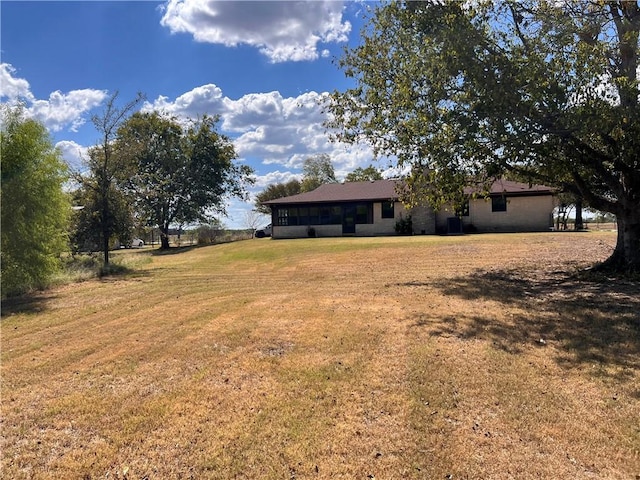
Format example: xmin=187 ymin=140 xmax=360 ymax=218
xmin=394 ymin=215 xmax=413 ymax=235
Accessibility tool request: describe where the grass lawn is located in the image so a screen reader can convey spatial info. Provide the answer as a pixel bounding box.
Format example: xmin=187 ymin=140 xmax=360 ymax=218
xmin=2 ymin=232 xmax=638 ymax=479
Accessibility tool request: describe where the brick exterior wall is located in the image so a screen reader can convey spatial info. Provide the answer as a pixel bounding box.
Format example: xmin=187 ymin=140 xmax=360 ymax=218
xmin=270 ymin=194 xmax=555 ymax=238
xmin=436 ymin=195 xmax=555 ymax=233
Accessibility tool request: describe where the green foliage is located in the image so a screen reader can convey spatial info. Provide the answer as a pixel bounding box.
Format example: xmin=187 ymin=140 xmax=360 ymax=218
xmin=592 ymin=211 xmax=617 ymax=224
xmin=300 ymin=153 xmax=337 ymax=192
xmin=254 ymin=179 xmax=302 ymax=214
xmin=394 ymin=215 xmax=413 ymax=235
xmin=1 ymin=106 xmax=70 ymax=297
xmin=116 ymin=112 xmax=254 ymax=249
xmin=328 ymin=0 xmax=640 ymax=270
xmin=195 ymin=219 xmax=226 ymax=245
xmin=344 ymin=164 xmax=383 ymax=182
xmin=77 ymin=92 xmax=144 ymax=265
xmin=53 ymin=252 xmax=150 ymax=286
xmin=255 ymin=155 xmax=337 ymax=214
xmin=69 ymin=179 xmax=133 ymax=253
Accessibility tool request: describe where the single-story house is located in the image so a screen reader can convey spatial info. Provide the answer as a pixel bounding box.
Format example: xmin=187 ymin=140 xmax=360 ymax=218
xmin=262 ymin=179 xmax=555 ymax=239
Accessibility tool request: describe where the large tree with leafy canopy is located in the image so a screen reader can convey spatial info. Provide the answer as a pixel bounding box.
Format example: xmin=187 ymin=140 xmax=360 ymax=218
xmin=116 ymin=112 xmax=254 ymax=249
xmin=328 ymin=0 xmax=640 ymax=271
xmin=301 ymin=153 xmax=338 ymax=192
xmin=70 ymin=168 xmax=134 ymax=254
xmin=1 ymin=106 xmax=70 ymax=297
xmin=79 ymin=92 xmax=144 ymax=266
xmin=254 ymin=179 xmax=302 ymax=215
xmin=345 ymin=164 xmax=384 ymax=182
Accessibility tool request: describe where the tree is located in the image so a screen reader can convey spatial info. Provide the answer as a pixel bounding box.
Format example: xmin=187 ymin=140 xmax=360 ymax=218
xmin=195 ymin=217 xmax=226 ymax=245
xmin=1 ymin=106 xmax=70 ymax=297
xmin=328 ymin=1 xmax=640 ymax=271
xmin=255 ymin=156 xmax=336 ymax=208
xmin=548 ymin=191 xmax=587 ymax=231
xmin=78 ymin=92 xmax=144 ymax=265
xmin=254 ymin=179 xmax=302 ymax=214
xmin=345 ymin=164 xmax=384 ymax=182
xmin=116 ymin=112 xmax=254 ymax=249
xmin=301 ymin=153 xmax=337 ymax=192
xmin=244 ymin=210 xmax=267 ymax=237
xmin=70 ymin=176 xmax=133 ymax=253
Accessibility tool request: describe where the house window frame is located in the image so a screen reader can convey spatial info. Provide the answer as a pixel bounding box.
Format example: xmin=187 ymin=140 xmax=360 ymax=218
xmin=381 ymin=201 xmax=395 ymax=219
xmin=355 ymin=203 xmax=373 ymax=224
xmin=277 ymin=207 xmax=289 ymax=226
xmin=491 ymin=196 xmax=507 ymax=212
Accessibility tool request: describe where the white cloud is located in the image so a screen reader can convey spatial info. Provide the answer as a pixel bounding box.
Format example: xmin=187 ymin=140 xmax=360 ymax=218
xmin=30 ymin=89 xmax=108 ymax=132
xmin=56 ymin=140 xmax=89 ymax=172
xmin=0 ymin=63 xmax=34 ymax=101
xmin=145 ymin=84 xmax=377 ymax=174
xmin=223 ymin=90 xmax=338 ymax=167
xmin=142 ymin=83 xmax=226 ymax=119
xmin=569 ymin=66 xmax=640 ymax=107
xmin=0 ymin=63 xmax=107 ymax=133
xmin=253 ymin=169 xmax=302 ymax=189
xmin=160 ymin=0 xmax=351 ymax=63
xmin=220 ymin=91 xmax=286 ymax=131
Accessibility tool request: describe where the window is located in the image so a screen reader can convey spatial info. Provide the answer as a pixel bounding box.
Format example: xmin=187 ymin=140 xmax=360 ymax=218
xmin=382 ymin=201 xmax=395 ymax=219
xmin=298 ymin=207 xmax=309 ymax=226
xmin=277 ymin=208 xmax=289 ymax=225
xmin=330 ymin=206 xmax=342 ymax=224
xmin=320 ymin=206 xmax=332 ymax=225
xmin=279 ymin=203 xmax=373 ymax=226
xmin=356 ymin=203 xmax=372 ymax=224
xmin=492 ymin=196 xmax=507 ymax=212
xmin=288 ymin=207 xmax=299 ymax=226
xmin=309 ymin=206 xmax=319 ymax=225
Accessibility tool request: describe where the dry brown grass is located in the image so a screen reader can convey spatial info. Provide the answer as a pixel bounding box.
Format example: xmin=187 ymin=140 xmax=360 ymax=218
xmin=2 ymin=232 xmax=639 ymax=479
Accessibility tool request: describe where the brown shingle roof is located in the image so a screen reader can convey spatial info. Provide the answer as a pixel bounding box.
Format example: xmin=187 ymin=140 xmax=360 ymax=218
xmin=262 ymin=179 xmax=554 ymax=205
xmin=478 ymin=179 xmax=554 ymax=195
xmin=263 ymin=180 xmax=401 ymax=205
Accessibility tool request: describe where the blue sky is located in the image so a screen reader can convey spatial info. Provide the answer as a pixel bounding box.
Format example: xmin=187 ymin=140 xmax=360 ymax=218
xmin=1 ymin=0 xmax=384 ymax=228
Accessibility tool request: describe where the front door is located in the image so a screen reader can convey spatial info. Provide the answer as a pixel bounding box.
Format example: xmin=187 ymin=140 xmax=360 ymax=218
xmin=342 ymin=205 xmax=356 ymax=235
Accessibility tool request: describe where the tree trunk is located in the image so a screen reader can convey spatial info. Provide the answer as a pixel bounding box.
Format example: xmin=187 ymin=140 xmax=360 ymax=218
xmin=574 ymin=199 xmax=584 ymax=231
xmin=103 ymin=234 xmax=110 ymax=265
xmin=160 ymin=226 xmax=171 ymax=250
xmin=600 ymin=206 xmax=640 ymax=272
xmin=102 ymin=204 xmax=110 ymax=265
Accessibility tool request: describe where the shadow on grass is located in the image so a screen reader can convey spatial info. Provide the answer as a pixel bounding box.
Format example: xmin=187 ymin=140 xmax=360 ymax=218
xmin=148 ymin=238 xmax=254 ymax=256
xmin=98 ymin=266 xmax=154 ymax=282
xmin=2 ymin=265 xmax=154 ymax=318
xmin=1 ymin=292 xmax=59 ymax=318
xmin=149 ymin=245 xmax=200 ymax=256
xmin=415 ymin=269 xmax=640 ymax=376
